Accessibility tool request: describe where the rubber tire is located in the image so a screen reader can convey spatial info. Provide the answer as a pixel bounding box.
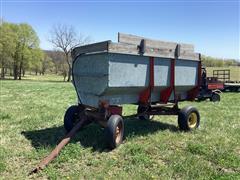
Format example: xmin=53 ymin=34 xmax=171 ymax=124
xmin=137 ymin=105 xmax=150 ymax=120
xmin=211 ymin=93 xmax=220 ymax=102
xmin=178 ymin=106 xmax=200 ymax=131
xmin=64 ymin=105 xmax=79 ymax=132
xmin=105 ymin=115 xmax=124 ymax=149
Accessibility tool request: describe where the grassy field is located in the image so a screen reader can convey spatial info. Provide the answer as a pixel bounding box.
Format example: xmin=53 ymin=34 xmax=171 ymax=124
xmin=0 ymin=75 xmax=240 ymax=179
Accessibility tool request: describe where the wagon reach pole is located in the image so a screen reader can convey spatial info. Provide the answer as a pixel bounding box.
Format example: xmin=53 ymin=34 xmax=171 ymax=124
xmin=29 ymin=117 xmax=88 ymax=175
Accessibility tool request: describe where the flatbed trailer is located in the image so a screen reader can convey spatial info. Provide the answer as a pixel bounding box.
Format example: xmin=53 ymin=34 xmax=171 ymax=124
xmin=212 ymin=69 xmax=240 ymax=92
xmin=222 ymin=82 xmax=240 ymax=92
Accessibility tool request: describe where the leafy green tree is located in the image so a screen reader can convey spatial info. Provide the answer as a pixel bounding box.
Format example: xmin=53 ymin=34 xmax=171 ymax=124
xmin=0 ymin=21 xmax=43 ymax=80
xmin=30 ymin=48 xmax=44 ymax=75
xmin=16 ymin=23 xmax=40 ymax=80
xmin=0 ymin=22 xmax=17 ymax=78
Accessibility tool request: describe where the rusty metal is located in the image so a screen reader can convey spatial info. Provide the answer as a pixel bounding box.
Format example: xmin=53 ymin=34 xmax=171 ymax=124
xmin=29 ymin=116 xmax=88 ymax=175
xmin=85 ymin=110 xmax=105 ymax=121
xmin=137 ymin=103 xmax=180 ymax=117
xmin=115 ymin=123 xmax=123 ymax=144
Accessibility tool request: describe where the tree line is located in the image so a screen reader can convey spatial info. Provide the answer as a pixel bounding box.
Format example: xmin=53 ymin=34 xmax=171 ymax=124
xmin=0 ymin=21 xmax=90 ymax=81
xmin=0 ymin=21 xmax=45 ymax=79
xmin=202 ymin=55 xmax=239 ymax=67
xmin=1 ymin=20 xmax=238 ymax=81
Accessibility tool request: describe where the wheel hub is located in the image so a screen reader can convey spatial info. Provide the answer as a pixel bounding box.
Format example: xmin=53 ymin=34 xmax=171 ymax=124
xmin=115 ymin=123 xmax=122 ymax=144
xmin=188 ymin=112 xmax=197 ymax=128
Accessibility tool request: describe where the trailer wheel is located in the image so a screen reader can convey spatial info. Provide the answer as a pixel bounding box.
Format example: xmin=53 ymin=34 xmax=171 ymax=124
xmin=211 ymin=93 xmax=220 ymax=102
xmin=178 ymin=106 xmax=200 ymax=131
xmin=105 ymin=115 xmax=124 ymax=149
xmin=137 ymin=105 xmax=153 ymax=120
xmin=64 ymin=105 xmax=79 ymax=132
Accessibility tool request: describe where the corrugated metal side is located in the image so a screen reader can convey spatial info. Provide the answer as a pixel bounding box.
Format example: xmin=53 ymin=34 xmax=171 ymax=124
xmin=174 ymin=60 xmax=199 ymax=100
xmin=73 ymin=53 xmax=109 ymax=106
xmin=73 ymin=53 xmax=199 ymax=107
xmin=151 ymin=57 xmax=171 ymax=101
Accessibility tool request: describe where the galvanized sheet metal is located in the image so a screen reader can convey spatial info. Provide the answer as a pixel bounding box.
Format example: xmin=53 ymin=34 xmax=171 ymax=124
xmin=73 ymin=52 xmax=199 ymax=107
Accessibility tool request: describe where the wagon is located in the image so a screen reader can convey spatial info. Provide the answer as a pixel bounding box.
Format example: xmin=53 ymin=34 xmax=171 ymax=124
xmin=66 ymin=33 xmax=201 ymax=149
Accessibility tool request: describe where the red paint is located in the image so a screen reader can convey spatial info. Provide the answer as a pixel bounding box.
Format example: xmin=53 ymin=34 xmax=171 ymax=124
xmin=139 ymin=88 xmax=151 ymax=104
xmin=139 ymin=57 xmax=154 ymax=104
xmin=187 ymin=61 xmax=202 ymax=100
xmin=160 ymin=87 xmax=172 ymax=103
xmin=108 ymin=106 xmax=122 ymax=116
xmin=208 ymin=83 xmax=224 ymax=90
xmin=160 ymin=59 xmax=175 ymax=103
xmin=197 ymin=61 xmax=202 ymax=87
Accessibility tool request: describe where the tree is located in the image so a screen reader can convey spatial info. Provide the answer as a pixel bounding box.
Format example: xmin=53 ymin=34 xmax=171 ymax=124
xmin=41 ymin=54 xmax=54 ymax=75
xmin=49 ymin=24 xmax=90 ymax=81
xmin=202 ymin=55 xmax=239 ymax=68
xmin=0 ymin=22 xmax=17 ymax=78
xmin=16 ymin=23 xmax=40 ymax=80
xmin=1 ymin=21 xmax=50 ymax=79
xmin=45 ymin=50 xmax=68 ymax=81
xmin=30 ymin=48 xmax=44 ymax=76
xmin=0 ymin=22 xmax=42 ymax=80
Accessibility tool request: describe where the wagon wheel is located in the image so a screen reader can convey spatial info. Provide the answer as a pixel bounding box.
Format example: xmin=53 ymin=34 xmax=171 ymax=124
xmin=105 ymin=115 xmax=124 ymax=149
xmin=137 ymin=105 xmax=154 ymax=120
xmin=211 ymin=93 xmax=220 ymax=102
xmin=64 ymin=105 xmax=90 ymax=132
xmin=64 ymin=105 xmax=79 ymax=132
xmin=178 ymin=106 xmax=200 ymax=131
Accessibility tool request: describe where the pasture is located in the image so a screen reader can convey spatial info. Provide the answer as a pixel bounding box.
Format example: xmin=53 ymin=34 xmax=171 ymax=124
xmin=0 ymin=75 xmax=239 ymax=179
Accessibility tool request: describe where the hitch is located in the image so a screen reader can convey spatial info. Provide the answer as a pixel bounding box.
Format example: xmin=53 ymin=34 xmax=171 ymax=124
xmin=29 ymin=116 xmax=88 ymax=175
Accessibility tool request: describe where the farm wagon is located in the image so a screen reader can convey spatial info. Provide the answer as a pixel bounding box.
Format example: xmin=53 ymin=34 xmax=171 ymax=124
xmin=67 ymin=33 xmax=202 ymax=149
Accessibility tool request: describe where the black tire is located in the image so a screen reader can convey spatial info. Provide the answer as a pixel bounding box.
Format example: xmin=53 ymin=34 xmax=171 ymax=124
xmin=211 ymin=93 xmax=220 ymax=102
xmin=178 ymin=106 xmax=200 ymax=131
xmin=137 ymin=105 xmax=151 ymax=120
xmin=64 ymin=105 xmax=79 ymax=132
xmin=105 ymin=115 xmax=124 ymax=149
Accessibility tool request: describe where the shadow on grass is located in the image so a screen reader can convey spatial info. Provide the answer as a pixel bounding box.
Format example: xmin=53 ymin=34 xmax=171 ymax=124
xmin=22 ymin=116 xmax=178 ymax=152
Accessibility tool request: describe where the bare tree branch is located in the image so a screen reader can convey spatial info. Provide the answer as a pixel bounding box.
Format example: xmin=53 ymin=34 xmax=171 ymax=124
xmin=48 ymin=23 xmax=91 ymax=81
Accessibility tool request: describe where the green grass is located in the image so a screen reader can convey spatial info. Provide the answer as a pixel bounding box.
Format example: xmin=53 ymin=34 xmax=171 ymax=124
xmin=4 ymin=73 xmax=64 ymax=82
xmin=0 ymin=75 xmax=240 ymax=179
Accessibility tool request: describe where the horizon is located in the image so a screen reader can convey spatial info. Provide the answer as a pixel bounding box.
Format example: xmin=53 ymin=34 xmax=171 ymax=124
xmin=1 ymin=0 xmax=239 ymax=60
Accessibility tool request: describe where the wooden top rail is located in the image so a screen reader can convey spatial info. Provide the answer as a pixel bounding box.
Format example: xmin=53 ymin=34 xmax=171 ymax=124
xmin=71 ymin=33 xmax=200 ymax=61
xmin=118 ymin=32 xmax=194 ymax=53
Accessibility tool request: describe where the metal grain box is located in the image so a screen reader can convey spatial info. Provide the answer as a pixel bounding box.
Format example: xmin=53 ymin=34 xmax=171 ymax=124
xmin=72 ymin=33 xmax=200 ymax=108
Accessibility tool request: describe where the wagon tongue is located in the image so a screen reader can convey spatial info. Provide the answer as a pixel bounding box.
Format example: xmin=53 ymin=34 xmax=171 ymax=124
xmin=29 ymin=117 xmax=88 ymax=175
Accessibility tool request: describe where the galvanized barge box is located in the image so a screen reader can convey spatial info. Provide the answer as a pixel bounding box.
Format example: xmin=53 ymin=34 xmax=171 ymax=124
xmin=72 ymin=33 xmax=200 ymax=108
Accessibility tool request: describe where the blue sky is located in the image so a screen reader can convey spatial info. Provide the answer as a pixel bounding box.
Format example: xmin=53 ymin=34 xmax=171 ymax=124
xmin=1 ymin=0 xmax=239 ymax=59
